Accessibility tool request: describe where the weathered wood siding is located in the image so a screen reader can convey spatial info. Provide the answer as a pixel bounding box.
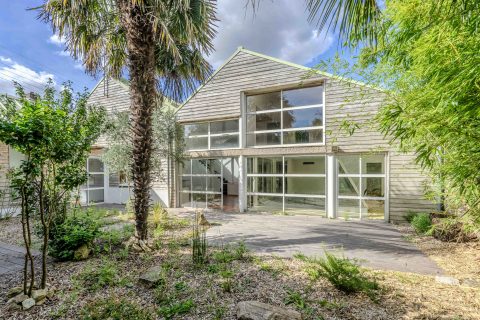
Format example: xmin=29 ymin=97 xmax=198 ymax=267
xmin=87 ymin=78 xmax=174 ymax=206
xmin=178 ymin=49 xmax=436 ymax=222
xmin=0 ymin=143 xmax=8 ymax=189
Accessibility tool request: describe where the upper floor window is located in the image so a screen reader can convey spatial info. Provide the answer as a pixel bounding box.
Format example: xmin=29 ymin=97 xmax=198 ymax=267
xmin=246 ymin=85 xmax=324 ymax=147
xmin=184 ymin=119 xmax=239 ymax=151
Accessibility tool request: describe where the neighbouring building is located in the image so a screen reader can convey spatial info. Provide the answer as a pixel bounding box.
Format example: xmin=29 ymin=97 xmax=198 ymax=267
xmin=1 ymin=48 xmax=437 ymax=223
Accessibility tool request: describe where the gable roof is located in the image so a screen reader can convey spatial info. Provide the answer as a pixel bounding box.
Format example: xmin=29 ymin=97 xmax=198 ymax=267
xmin=89 ymin=77 xmax=179 ymax=111
xmin=177 ymin=47 xmax=383 ymax=114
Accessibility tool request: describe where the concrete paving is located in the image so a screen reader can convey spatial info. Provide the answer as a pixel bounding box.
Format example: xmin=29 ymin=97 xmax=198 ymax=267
xmin=195 ymin=211 xmax=443 ymax=275
xmin=0 ymin=242 xmax=40 ymax=275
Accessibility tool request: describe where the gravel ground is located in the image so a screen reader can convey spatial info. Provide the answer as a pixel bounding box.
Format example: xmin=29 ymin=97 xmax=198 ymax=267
xmin=1 ymin=216 xmax=479 ymax=320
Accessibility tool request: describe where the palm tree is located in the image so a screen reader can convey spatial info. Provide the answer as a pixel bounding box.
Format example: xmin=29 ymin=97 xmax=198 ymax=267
xmin=37 ymin=0 xmax=216 ymax=241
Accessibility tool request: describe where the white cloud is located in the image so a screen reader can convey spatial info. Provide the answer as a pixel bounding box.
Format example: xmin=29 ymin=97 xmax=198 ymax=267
xmin=208 ymin=0 xmax=334 ymax=69
xmin=56 ymin=50 xmax=70 ymax=57
xmin=49 ymin=34 xmax=65 ymax=46
xmin=74 ymin=63 xmax=84 ymax=70
xmin=0 ymin=56 xmax=13 ymax=64
xmin=0 ymin=56 xmax=55 ymax=95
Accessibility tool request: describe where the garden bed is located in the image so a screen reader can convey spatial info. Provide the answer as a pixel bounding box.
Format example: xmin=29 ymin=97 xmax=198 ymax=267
xmin=1 ymin=212 xmax=479 ymax=320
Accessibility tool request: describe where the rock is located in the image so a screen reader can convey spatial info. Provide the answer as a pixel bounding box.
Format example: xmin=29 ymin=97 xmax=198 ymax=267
xmin=22 ymin=298 xmax=36 ymax=310
xmin=139 ymin=266 xmax=164 ymax=288
xmin=35 ymin=298 xmax=46 ymax=306
xmin=236 ymin=301 xmax=302 ymax=320
xmin=461 ymin=278 xmax=480 ymax=288
xmin=74 ymin=244 xmax=91 ymax=260
xmin=8 ymin=293 xmax=29 ymax=304
xmin=6 ymin=300 xmax=22 ymax=311
xmin=47 ymin=288 xmax=56 ymax=299
xmin=31 ymin=289 xmax=47 ymax=302
xmin=435 ymin=276 xmax=460 ymax=286
xmin=7 ymin=286 xmax=23 ymax=298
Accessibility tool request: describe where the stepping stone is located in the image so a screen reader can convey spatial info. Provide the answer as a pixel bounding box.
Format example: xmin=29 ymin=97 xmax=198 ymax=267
xmin=435 ymin=275 xmax=460 ymax=286
xmin=236 ymin=301 xmax=302 ymax=320
xmin=139 ymin=266 xmax=164 ymax=288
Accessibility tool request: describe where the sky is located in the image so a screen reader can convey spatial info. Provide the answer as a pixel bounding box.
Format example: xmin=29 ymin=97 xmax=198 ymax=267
xmin=0 ymin=0 xmax=345 ymax=97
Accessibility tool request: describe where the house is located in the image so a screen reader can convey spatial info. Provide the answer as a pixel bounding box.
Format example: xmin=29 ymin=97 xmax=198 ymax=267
xmin=0 ymin=47 xmax=436 ymax=223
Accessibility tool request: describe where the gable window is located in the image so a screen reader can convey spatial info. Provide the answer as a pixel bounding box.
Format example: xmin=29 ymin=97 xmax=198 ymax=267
xmin=246 ymin=85 xmax=324 ymax=147
xmin=184 ymin=119 xmax=239 ymax=151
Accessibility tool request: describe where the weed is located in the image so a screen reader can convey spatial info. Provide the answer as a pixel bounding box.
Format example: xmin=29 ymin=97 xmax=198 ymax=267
xmin=284 ymin=290 xmax=308 ymax=310
xmin=192 ymin=210 xmax=208 ymax=264
xmin=411 ymin=213 xmax=432 ymax=235
xmin=81 ymin=297 xmax=154 ymax=320
xmin=157 ymin=299 xmax=194 ymax=319
xmin=318 ymin=299 xmax=345 ymax=310
xmin=78 ymin=259 xmax=119 ymax=291
xmin=219 ymin=269 xmax=234 ymax=293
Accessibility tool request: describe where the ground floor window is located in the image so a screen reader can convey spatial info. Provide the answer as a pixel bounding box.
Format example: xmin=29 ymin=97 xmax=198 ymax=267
xmin=81 ymin=157 xmax=105 ymax=204
xmin=247 ymin=156 xmax=327 ymax=216
xmin=180 ymin=158 xmax=239 ymax=211
xmin=337 ymin=154 xmax=386 ymax=219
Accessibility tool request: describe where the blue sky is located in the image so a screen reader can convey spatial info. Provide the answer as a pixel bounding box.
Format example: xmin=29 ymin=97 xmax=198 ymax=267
xmin=0 ymin=0 xmax=347 ymax=97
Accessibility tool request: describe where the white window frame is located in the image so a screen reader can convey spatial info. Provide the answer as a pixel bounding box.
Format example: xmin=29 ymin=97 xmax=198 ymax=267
xmin=184 ymin=119 xmax=240 ymax=151
xmin=336 ymin=154 xmax=387 ymax=220
xmin=245 ymin=86 xmax=326 ymax=148
xmin=82 ymin=156 xmax=106 ymax=204
xmin=246 ymin=155 xmax=327 ymax=215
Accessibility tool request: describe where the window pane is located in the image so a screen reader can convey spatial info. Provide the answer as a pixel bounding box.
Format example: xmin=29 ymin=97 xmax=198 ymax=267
xmin=207 ymin=194 xmax=222 ymax=210
xmin=247 ymin=132 xmax=281 ymax=146
xmin=283 ymin=129 xmax=323 ymax=144
xmin=207 ymin=159 xmax=222 ymax=175
xmin=247 ymin=176 xmax=283 ymax=194
xmin=247 ymin=157 xmax=283 ymax=174
xmin=180 ymin=192 xmax=191 ymax=207
xmin=284 ymin=156 xmax=325 ymax=174
xmin=181 ymin=176 xmax=191 ymax=191
xmin=185 ymin=137 xmax=208 ymax=151
xmin=338 ymin=177 xmax=360 ymax=196
xmin=88 ymin=158 xmax=104 ymax=172
xmin=184 ymin=123 xmax=208 ymax=136
xmin=211 ymin=135 xmax=239 ymax=149
xmin=247 ymin=112 xmax=281 ymax=131
xmin=283 ymin=108 xmax=323 ymax=129
xmin=247 ymin=195 xmax=283 ymax=212
xmin=247 ymin=92 xmax=281 ymax=112
xmin=362 ymin=177 xmax=384 ymax=197
xmin=361 ymin=200 xmax=385 ymax=219
xmin=88 ymin=174 xmax=104 ymax=188
xmin=88 ymin=189 xmax=104 ymax=203
xmin=191 ymin=176 xmax=206 ymax=191
xmin=192 ymin=193 xmax=206 ymax=208
xmin=192 ymin=159 xmax=207 ymax=174
xmin=210 ymin=119 xmax=238 ymax=134
xmin=338 ymin=156 xmax=360 ymax=174
xmin=362 ymin=155 xmax=385 ymax=174
xmin=182 ymin=161 xmax=191 ymax=174
xmin=207 ymin=176 xmax=222 ymax=192
xmin=282 ymin=86 xmax=323 ymax=108
xmin=285 ymin=177 xmax=325 ymax=195
xmin=285 ymin=197 xmax=326 ymax=216
xmin=338 ymin=198 xmax=360 ymax=219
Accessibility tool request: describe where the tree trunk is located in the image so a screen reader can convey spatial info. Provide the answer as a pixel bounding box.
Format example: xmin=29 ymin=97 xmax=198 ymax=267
xmin=117 ymin=0 xmax=157 ymax=240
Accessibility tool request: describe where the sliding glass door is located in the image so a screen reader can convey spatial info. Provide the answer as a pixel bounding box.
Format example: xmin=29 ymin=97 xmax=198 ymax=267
xmin=180 ymin=158 xmax=239 ymax=211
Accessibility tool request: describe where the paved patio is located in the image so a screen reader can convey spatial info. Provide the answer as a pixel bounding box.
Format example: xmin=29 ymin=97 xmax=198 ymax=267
xmin=0 ymin=242 xmax=39 ymax=275
xmin=192 ymin=211 xmax=443 ymax=275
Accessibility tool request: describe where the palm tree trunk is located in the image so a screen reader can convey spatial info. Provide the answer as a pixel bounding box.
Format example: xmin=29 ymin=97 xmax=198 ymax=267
xmin=117 ymin=0 xmax=156 ymax=240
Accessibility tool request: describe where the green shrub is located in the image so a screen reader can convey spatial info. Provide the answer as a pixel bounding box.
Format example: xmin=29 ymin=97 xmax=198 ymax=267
xmin=49 ymin=212 xmax=100 ymax=261
xmin=411 ymin=213 xmax=432 ymax=235
xmin=296 ymin=252 xmax=379 ymax=299
xmin=81 ymin=297 xmax=154 ymax=320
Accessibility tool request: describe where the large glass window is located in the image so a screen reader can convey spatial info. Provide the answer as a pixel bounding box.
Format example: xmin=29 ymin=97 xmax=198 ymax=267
xmin=184 ymin=119 xmax=239 ymax=151
xmin=246 ymin=85 xmax=324 ymax=147
xmin=337 ymin=154 xmax=386 ymax=220
xmin=247 ymin=156 xmax=326 ymax=216
xmin=180 ymin=158 xmax=239 ymax=211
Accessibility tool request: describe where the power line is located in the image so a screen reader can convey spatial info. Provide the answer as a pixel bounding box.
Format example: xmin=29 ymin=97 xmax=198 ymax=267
xmin=0 ymin=68 xmax=50 ymax=92
xmin=0 ymin=44 xmax=73 ymax=84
